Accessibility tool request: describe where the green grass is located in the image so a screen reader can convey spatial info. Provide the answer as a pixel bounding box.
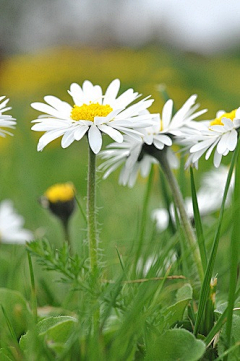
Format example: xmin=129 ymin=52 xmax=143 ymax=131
xmin=0 ymin=45 xmax=240 ymax=359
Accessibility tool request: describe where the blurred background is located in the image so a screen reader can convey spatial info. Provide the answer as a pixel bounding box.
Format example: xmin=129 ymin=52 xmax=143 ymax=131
xmin=0 ymin=0 xmax=239 ymax=300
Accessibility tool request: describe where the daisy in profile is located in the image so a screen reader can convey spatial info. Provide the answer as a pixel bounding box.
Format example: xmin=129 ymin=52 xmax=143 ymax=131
xmin=99 ymin=136 xmax=159 ymax=188
xmin=0 ymin=200 xmax=33 ymax=244
xmin=0 ymin=96 xmax=16 ymax=137
xmin=183 ymin=108 xmax=240 ymax=168
xmin=31 ymin=79 xmax=155 ymax=154
xmin=99 ymin=95 xmax=206 ymax=187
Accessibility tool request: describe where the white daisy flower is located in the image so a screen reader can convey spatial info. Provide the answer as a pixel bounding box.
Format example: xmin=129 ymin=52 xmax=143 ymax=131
xmin=0 ymin=96 xmax=16 ymax=137
xmin=31 ymin=79 xmax=155 ymax=154
xmin=99 ymin=94 xmax=206 ymax=186
xmin=140 ymin=94 xmax=207 ymax=150
xmin=183 ymin=108 xmax=240 ymax=168
xmin=99 ymin=135 xmax=178 ymax=188
xmin=0 ymin=200 xmax=33 ymax=244
xmin=99 ymin=136 xmax=158 ymax=187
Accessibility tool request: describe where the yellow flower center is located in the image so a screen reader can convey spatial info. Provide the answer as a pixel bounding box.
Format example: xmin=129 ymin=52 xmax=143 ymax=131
xmin=210 ymin=109 xmax=237 ymax=126
xmin=44 ymin=183 xmax=75 ymax=203
xmin=71 ymin=102 xmax=113 ymax=122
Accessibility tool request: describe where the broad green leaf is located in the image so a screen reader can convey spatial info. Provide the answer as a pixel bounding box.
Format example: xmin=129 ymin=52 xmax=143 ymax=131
xmin=176 ymin=283 xmax=193 ymax=302
xmin=0 ymin=288 xmax=31 ymax=339
xmin=146 ymin=328 xmax=206 ymax=361
xmin=161 ymin=284 xmax=193 ymax=329
xmin=20 ymin=316 xmax=77 ymax=356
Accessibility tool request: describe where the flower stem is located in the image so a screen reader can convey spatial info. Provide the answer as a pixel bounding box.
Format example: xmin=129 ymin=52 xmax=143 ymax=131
xmin=87 ymin=146 xmax=98 ymax=273
xmin=146 ymin=146 xmax=203 ymax=282
xmin=62 ymin=219 xmax=71 ymax=252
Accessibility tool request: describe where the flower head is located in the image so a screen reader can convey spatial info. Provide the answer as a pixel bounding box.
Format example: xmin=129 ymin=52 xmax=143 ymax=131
xmin=31 ymin=79 xmax=155 ymax=154
xmin=99 ymin=95 xmax=205 ymax=187
xmin=99 ymin=135 xmax=178 ymax=188
xmin=0 ymin=200 xmax=33 ymax=244
xmin=40 ymin=182 xmax=76 ymax=224
xmin=0 ymin=96 xmax=16 ymax=138
xmin=183 ymin=108 xmax=240 ymax=168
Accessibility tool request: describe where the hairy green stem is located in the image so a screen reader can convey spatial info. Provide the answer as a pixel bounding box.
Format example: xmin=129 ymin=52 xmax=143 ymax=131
xmin=87 ymin=146 xmax=98 ymax=273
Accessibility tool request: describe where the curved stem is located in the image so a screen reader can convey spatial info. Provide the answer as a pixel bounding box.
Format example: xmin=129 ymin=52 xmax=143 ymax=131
xmin=87 ymin=146 xmax=98 ymax=273
xmin=145 ymin=145 xmax=203 ymax=282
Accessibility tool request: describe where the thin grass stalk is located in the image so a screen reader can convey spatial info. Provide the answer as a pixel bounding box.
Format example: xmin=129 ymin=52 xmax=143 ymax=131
xmin=194 ymin=144 xmax=239 ymax=336
xmin=224 ymin=145 xmax=240 ymax=359
xmin=75 ymin=195 xmax=87 ymax=224
xmin=190 ymin=167 xmax=207 ymax=271
xmin=27 ymin=251 xmax=38 ymax=323
xmin=87 ymin=146 xmax=98 ymax=273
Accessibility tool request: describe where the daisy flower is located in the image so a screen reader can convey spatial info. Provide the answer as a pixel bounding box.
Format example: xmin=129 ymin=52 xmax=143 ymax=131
xmin=99 ymin=95 xmax=205 ymax=187
xmin=139 ymin=94 xmax=207 ymax=149
xmin=40 ymin=182 xmax=76 ymax=224
xmin=99 ymin=135 xmax=178 ymax=188
xmin=31 ymin=79 xmax=155 ymax=154
xmin=0 ymin=96 xmax=16 ymax=137
xmin=183 ymin=108 xmax=240 ymax=168
xmin=0 ymin=200 xmax=33 ymax=244
xmin=99 ymin=136 xmax=158 ymax=187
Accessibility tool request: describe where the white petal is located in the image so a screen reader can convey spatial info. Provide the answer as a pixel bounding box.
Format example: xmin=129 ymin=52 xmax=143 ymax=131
xmin=44 ymin=95 xmax=72 ymax=114
xmin=213 ymin=151 xmax=222 ymax=168
xmin=74 ymin=126 xmax=89 ymax=141
xmin=31 ymin=102 xmax=65 ymax=118
xmin=217 ymin=130 xmax=237 ymax=154
xmin=155 ymin=134 xmax=172 ymax=146
xmin=88 ymin=125 xmax=102 ymax=154
xmin=104 ymin=79 xmax=120 ymax=104
xmin=205 ymin=139 xmax=219 ymax=159
xmin=190 ymin=138 xmax=216 ymax=153
xmin=61 ymin=130 xmax=76 ymax=148
xmin=68 ymin=83 xmax=84 ymax=104
xmin=153 ymin=139 xmax=164 ymax=150
xmin=37 ymin=129 xmax=67 ymax=151
xmin=98 ymin=124 xmax=123 ymax=143
xmin=221 ymin=117 xmax=234 ymax=130
xmin=114 ymin=89 xmax=138 ymax=108
xmin=161 ymin=99 xmax=173 ymax=129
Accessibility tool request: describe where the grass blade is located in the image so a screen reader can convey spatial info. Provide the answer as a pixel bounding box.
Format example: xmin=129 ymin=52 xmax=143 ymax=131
xmin=190 ymin=167 xmax=207 ymax=271
xmin=194 ymin=144 xmax=239 ymax=336
xmin=224 ymin=145 xmax=240 ymax=358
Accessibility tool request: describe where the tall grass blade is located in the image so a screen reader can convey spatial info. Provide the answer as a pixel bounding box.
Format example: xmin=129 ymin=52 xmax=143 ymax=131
xmin=194 ymin=144 xmax=239 ymax=336
xmin=224 ymin=143 xmax=240 ymax=359
xmin=190 ymin=167 xmax=207 ymax=271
